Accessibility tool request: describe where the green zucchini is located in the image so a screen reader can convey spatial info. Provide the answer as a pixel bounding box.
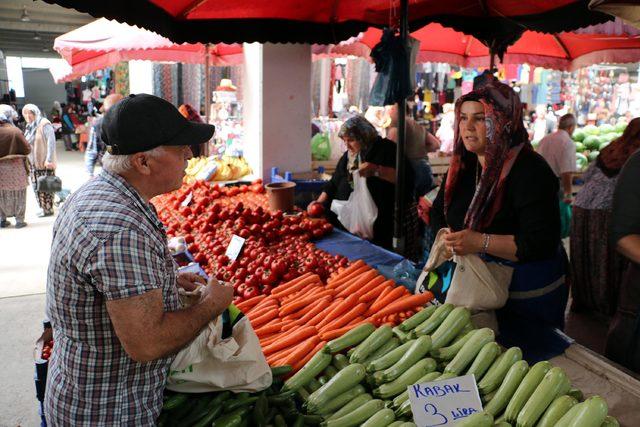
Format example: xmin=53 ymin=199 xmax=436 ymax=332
xmin=466 ymin=341 xmax=502 ymax=382
xmin=251 ymin=393 xmax=269 ymax=427
xmin=435 ymin=372 xmax=458 ymax=381
xmin=373 ymin=358 xmax=437 ymax=399
xmin=317 ymin=385 xmax=366 ymax=416
xmin=482 ymin=389 xmax=497 ymax=405
xmin=374 ymin=335 xmax=433 ymax=383
xmin=297 ymin=387 xmax=310 ymax=401
xmin=350 ymin=326 xmax=394 ymax=364
xmin=325 ymin=323 xmax=376 ymax=354
xmin=399 ymin=304 xmax=438 ymax=331
xmin=391 ymin=371 xmax=441 ymax=409
xmin=318 ymin=376 xmax=329 ymax=385
xmin=494 ymin=422 xmax=512 ymax=427
xmin=306 ymin=378 xmax=322 ymax=392
xmin=322 ymin=399 xmax=385 ymax=427
xmin=271 ymin=365 xmax=293 ymax=378
xmin=430 ymin=306 xmax=471 ymax=350
xmin=600 ymin=415 xmax=620 ymax=427
xmin=392 ymin=326 xmax=411 ymax=343
xmin=223 ymin=396 xmax=258 ymax=412
xmin=430 ymin=328 xmax=475 ymax=361
xmin=478 ymin=347 xmax=523 ymax=395
xmin=366 ymin=340 xmax=414 ymax=373
xmin=387 ymin=422 xmax=405 ymax=427
xmin=192 ymin=404 xmax=224 ymax=427
xmin=302 ymin=414 xmax=324 ymax=425
xmin=362 ymin=338 xmax=401 ymax=366
xmin=396 ymin=423 xmax=416 ymax=427
xmin=211 ymin=414 xmax=242 ymax=427
xmin=536 ymin=395 xmax=578 ymax=427
xmin=181 ymin=395 xmax=216 ymax=426
xmin=455 ymin=412 xmax=494 ymax=427
xmin=283 ymin=351 xmax=332 ymax=391
xmin=567 ymin=387 xmax=584 ymax=402
xmin=306 ymin=363 xmax=366 ymax=413
xmin=414 ymin=303 xmax=454 ymax=336
xmin=556 ymin=396 xmax=608 ymax=427
xmin=162 ymin=393 xmax=188 ymax=411
xmin=323 ymin=365 xmax=339 ymax=378
xmin=515 ymin=366 xmax=570 ymax=427
xmin=361 ymin=408 xmax=395 ymax=427
xmin=484 ymin=360 xmax=529 ymax=416
xmin=327 ymin=393 xmax=373 ymax=420
xmin=273 ymin=414 xmax=287 ymax=427
xmin=394 ymin=399 xmax=412 ymax=418
xmin=503 ymin=360 xmax=552 ymax=423
xmin=332 ymin=354 xmax=350 ymax=371
xmin=444 ymin=328 xmax=495 ymax=375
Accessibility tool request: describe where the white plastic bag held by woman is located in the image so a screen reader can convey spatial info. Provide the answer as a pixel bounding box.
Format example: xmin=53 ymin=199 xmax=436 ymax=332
xmin=331 ymin=170 xmax=378 ymax=240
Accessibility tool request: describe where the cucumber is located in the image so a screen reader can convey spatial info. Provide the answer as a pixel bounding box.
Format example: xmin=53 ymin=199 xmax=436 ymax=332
xmin=271 ymin=365 xmax=293 ymax=377
xmin=414 ymin=303 xmax=454 ymax=336
xmin=162 ymin=393 xmax=188 ymax=411
xmin=444 ymin=328 xmax=495 ymax=375
xmin=317 ymin=385 xmax=366 ymax=416
xmin=478 ymin=347 xmax=522 ymax=395
xmin=374 ymin=336 xmax=432 ymax=383
xmin=362 ymin=338 xmax=401 ymax=366
xmin=366 ymin=341 xmax=414 ymax=373
xmin=503 ymin=360 xmax=552 ymax=423
xmin=374 ymin=358 xmax=437 ymax=399
xmin=430 ymin=307 xmax=471 ymax=350
xmin=306 ymin=363 xmax=366 ymax=413
xmin=223 ymin=396 xmax=258 ymax=412
xmin=273 ymin=415 xmax=287 ymax=427
xmin=558 ymin=396 xmax=608 ymax=427
xmin=392 ymin=326 xmax=411 ymax=343
xmin=322 ymin=399 xmax=385 ymax=427
xmin=391 ymin=371 xmax=441 ymax=409
xmin=332 ymin=354 xmax=350 ymax=371
xmin=430 ymin=328 xmax=475 ymax=361
xmin=466 ymin=341 xmax=502 ymax=382
xmin=536 ymin=395 xmax=578 ymax=427
xmin=325 ymin=323 xmax=376 ymax=354
xmin=484 ymin=360 xmax=529 ymax=416
xmin=515 ymin=367 xmax=570 ymax=427
xmin=600 ymin=415 xmax=620 ymax=427
xmin=211 ymin=414 xmax=242 ymax=427
xmin=399 ymin=304 xmax=438 ymax=331
xmin=361 ymin=408 xmax=395 ymax=427
xmin=455 ymin=412 xmax=494 ymax=427
xmin=328 ymin=393 xmax=373 ymax=420
xmin=350 ymin=326 xmax=394 ymax=364
xmin=191 ymin=395 xmax=227 ymax=427
xmin=283 ymin=351 xmax=332 ymax=391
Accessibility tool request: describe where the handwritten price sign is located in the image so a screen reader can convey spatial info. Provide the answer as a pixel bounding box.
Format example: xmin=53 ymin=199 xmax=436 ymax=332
xmin=408 ymin=374 xmax=483 ymax=426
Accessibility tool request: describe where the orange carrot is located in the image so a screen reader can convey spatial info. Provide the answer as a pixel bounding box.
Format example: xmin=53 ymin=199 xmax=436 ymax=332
xmin=261 ymin=331 xmax=288 ymax=347
xmin=283 ymin=296 xmax=332 ymax=331
xmin=336 ymin=270 xmax=380 ymax=298
xmin=247 ymin=303 xmax=279 ymax=320
xmin=254 ymin=322 xmax=284 ymax=337
xmin=251 ymin=295 xmax=278 ymax=311
xmin=319 ymin=320 xmax=368 ymax=341
xmin=236 ymin=294 xmax=266 ymax=312
xmin=333 ymin=269 xmax=376 ymax=295
xmin=320 ymin=302 xmax=368 ymax=333
xmin=327 ymin=265 xmax=370 ymax=289
xmin=359 ymin=280 xmax=394 ymax=303
xmin=250 ymin=308 xmax=279 ymax=328
xmin=352 ymin=275 xmax=386 ymax=299
xmin=262 ymin=326 xmax=318 ymax=355
xmin=280 ymin=336 xmax=321 ymax=367
xmin=316 ymin=294 xmax=359 ymax=330
xmin=307 ymin=298 xmax=343 ymax=326
xmin=326 ymin=260 xmax=365 ymax=285
xmin=247 ymin=298 xmax=278 ymax=316
xmin=370 ymin=292 xmax=434 ymax=319
xmin=272 ymin=274 xmax=320 ymax=298
xmin=279 ymin=290 xmax=334 ymax=316
xmin=271 ymin=272 xmax=313 ymax=293
xmin=266 ymin=352 xmax=288 ymax=366
xmin=370 ymin=285 xmax=392 ymax=306
xmin=292 ymin=341 xmax=326 ymax=372
xmin=366 ymin=286 xmax=412 ymax=316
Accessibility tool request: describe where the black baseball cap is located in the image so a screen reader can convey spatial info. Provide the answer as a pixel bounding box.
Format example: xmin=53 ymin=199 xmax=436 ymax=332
xmin=102 ymin=94 xmax=215 ymax=155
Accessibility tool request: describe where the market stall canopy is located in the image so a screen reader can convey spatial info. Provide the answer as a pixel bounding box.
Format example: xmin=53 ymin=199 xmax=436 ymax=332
xmin=590 ymin=0 xmax=640 ymax=29
xmin=350 ymin=22 xmax=640 ymax=71
xmin=52 ymin=18 xmax=243 ymax=82
xmin=44 ymin=0 xmax=611 ymax=50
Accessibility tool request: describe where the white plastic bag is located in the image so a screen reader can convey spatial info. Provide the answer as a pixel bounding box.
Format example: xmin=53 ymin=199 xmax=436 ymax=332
xmin=165 ymin=288 xmax=272 ymax=393
xmin=330 ymin=170 xmax=378 ymax=240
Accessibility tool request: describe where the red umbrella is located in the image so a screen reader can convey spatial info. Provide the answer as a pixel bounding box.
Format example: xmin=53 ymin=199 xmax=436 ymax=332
xmin=590 ymin=0 xmax=640 ymax=29
xmin=354 ymin=22 xmax=640 ymax=71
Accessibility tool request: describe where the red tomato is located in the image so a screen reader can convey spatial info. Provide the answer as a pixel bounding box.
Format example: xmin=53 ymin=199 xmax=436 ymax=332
xmin=307 ymin=202 xmax=325 ymax=217
xmin=261 ymin=284 xmax=273 ymax=295
xmin=243 ymin=286 xmax=259 ymax=299
xmin=234 ymin=268 xmax=247 ymax=281
xmin=261 ymin=269 xmax=277 ymax=286
xmin=271 ymin=260 xmax=287 ymax=275
xmin=237 ymin=283 xmax=247 ymax=295
xmin=245 ymin=274 xmax=259 ymax=288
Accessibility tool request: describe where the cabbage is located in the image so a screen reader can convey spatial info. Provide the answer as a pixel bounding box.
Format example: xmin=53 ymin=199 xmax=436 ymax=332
xmin=583 ymin=135 xmax=601 ymax=150
xmin=583 ymin=125 xmax=600 ymax=135
xmin=572 ymin=129 xmax=586 ymax=142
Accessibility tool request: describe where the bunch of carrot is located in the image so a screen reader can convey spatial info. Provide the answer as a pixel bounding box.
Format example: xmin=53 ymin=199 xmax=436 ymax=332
xmin=236 ymin=260 xmax=434 ymax=372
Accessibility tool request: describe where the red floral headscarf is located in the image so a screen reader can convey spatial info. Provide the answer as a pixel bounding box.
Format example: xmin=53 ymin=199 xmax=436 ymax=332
xmin=444 ymin=82 xmax=531 ymax=231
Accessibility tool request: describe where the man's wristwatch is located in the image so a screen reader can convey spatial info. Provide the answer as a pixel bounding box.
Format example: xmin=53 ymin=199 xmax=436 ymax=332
xmin=373 ymin=165 xmax=380 ymax=177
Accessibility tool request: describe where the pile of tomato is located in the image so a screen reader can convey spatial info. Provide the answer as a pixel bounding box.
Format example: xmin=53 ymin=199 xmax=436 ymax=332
xmin=153 ymin=180 xmax=348 ymax=304
xmin=41 ymin=339 xmax=54 ymax=361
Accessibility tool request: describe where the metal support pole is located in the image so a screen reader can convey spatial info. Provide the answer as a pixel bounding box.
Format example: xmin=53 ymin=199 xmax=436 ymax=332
xmin=204 ymin=43 xmax=212 ymax=156
xmin=392 ymin=0 xmax=409 ymax=256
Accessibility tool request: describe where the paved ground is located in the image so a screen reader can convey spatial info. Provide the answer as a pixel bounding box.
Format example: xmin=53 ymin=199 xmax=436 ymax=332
xmin=0 ymin=142 xmax=88 ymax=427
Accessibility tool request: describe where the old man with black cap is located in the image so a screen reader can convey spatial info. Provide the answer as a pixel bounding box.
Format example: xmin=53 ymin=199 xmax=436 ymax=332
xmin=44 ymin=94 xmax=233 ymax=425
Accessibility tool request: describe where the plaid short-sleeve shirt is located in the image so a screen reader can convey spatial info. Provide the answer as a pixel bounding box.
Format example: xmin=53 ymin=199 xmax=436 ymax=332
xmin=44 ymin=170 xmax=180 ymax=426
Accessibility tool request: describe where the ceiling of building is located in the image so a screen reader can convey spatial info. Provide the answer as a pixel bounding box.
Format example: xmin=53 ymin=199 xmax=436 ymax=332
xmin=0 ymin=0 xmax=93 ymax=58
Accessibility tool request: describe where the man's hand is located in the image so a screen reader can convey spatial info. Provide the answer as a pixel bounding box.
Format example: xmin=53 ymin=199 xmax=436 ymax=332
xmin=201 ymin=276 xmax=234 ymax=314
xmin=442 ymin=229 xmax=483 ymax=256
xmin=44 ymin=161 xmax=55 ymax=170
xmin=358 ymin=162 xmax=379 ymax=178
xmin=176 ymin=272 xmax=206 ymax=291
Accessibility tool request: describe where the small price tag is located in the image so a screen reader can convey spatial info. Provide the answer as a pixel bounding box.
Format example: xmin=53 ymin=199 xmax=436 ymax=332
xmin=181 ymin=192 xmax=193 ymax=207
xmin=408 ymin=374 xmax=483 ymax=426
xmin=225 ymin=235 xmax=246 ymax=261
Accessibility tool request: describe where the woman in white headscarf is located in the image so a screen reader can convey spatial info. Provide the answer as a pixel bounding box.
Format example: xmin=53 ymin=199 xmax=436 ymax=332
xmin=23 ymin=104 xmax=57 ymax=217
xmin=0 ymin=112 xmax=30 ymax=228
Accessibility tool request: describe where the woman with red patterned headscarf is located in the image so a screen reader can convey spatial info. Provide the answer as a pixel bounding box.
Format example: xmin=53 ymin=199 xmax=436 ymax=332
xmin=429 ymin=82 xmax=568 ymax=334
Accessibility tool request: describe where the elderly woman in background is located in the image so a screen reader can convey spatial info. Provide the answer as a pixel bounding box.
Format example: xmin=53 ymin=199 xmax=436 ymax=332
xmin=571 ymin=118 xmax=640 ymax=318
xmin=0 ymin=113 xmax=30 ymax=228
xmin=0 ymin=104 xmax=18 ymax=126
xmin=308 ymin=115 xmax=418 ymax=258
xmin=23 ymin=104 xmax=57 ymax=217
